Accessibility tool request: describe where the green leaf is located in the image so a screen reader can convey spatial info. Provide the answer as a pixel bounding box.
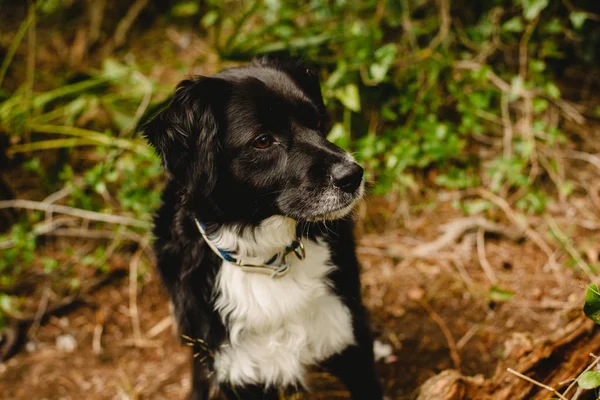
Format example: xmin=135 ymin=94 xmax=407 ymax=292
xmin=42 ymin=257 xmax=59 ymax=273
xmin=545 ymin=82 xmax=561 ymax=99
xmin=327 ymin=122 xmax=344 ymax=141
xmin=369 ymin=44 xmax=397 ymax=84
xmin=570 ymin=12 xmax=587 ymax=30
xmin=520 ymin=0 xmax=549 ymax=21
xmin=334 ymin=84 xmax=361 ymax=112
xmin=172 ymin=2 xmax=200 ymax=17
xmin=584 ymin=284 xmax=600 ymax=324
xmin=201 ymin=10 xmax=219 ymax=28
xmin=101 ymin=59 xmax=130 ymax=80
xmin=578 ymin=371 xmax=600 ymax=389
xmin=510 ymin=76 xmax=524 ymax=100
xmin=489 ymin=286 xmax=515 ymax=302
xmin=0 ymin=294 xmax=10 ymax=309
xmin=542 ymin=18 xmax=562 ymax=34
xmin=529 ymin=60 xmax=545 ymax=73
xmin=503 ymin=17 xmax=524 ymax=32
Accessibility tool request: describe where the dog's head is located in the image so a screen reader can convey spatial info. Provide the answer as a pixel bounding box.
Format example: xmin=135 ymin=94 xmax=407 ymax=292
xmin=144 ymin=59 xmax=364 ymax=223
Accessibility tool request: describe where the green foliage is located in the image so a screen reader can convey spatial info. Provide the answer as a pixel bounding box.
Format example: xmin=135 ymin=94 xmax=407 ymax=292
xmin=578 ymin=370 xmax=600 ymax=390
xmin=489 ymin=286 xmax=516 ymax=302
xmin=0 ymin=57 xmax=162 ymax=327
xmin=584 ymin=284 xmax=600 ymax=325
xmin=198 ymin=0 xmax=597 ymax=202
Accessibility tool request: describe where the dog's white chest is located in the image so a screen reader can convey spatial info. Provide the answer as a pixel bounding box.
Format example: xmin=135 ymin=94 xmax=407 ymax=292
xmin=212 ymin=239 xmax=355 ymax=387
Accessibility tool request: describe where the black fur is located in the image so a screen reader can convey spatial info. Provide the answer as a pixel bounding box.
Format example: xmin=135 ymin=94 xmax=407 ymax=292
xmin=144 ymin=59 xmax=382 ymax=399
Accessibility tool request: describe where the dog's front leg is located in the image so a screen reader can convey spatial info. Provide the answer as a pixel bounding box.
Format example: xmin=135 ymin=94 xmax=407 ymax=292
xmin=323 ymin=331 xmax=383 ymax=400
xmin=189 ymin=354 xmax=212 ymax=400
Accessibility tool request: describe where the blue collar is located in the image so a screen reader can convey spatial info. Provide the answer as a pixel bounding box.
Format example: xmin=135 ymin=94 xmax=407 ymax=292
xmin=194 ymin=218 xmax=305 ymax=278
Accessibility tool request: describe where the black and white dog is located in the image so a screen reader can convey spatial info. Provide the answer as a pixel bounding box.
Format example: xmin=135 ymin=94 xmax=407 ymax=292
xmin=144 ymin=59 xmax=382 ymax=399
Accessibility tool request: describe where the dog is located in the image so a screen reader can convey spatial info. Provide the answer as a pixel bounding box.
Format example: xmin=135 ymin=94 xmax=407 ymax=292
xmin=143 ymin=59 xmax=382 ymax=400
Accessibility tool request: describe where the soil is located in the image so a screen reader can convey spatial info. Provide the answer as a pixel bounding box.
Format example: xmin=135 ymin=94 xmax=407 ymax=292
xmin=0 ymin=200 xmax=591 ymax=400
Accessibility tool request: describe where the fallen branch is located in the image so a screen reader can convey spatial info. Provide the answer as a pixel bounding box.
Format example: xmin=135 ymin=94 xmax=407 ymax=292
xmin=419 ymin=298 xmax=461 ymax=371
xmin=358 ymin=216 xmax=523 ymax=260
xmin=563 ymin=353 xmax=600 ymax=397
xmin=128 ymin=235 xmax=151 ymax=347
xmin=47 ymin=227 xmax=145 ymax=243
xmin=417 ymin=315 xmax=600 ymax=400
xmin=566 ymin=150 xmax=600 ymax=172
xmin=0 ymin=216 xmax=76 ymax=249
xmin=0 ymin=199 xmax=151 ymax=229
xmin=546 ymin=215 xmax=593 ymax=277
xmin=506 ymin=368 xmax=568 ymax=400
xmin=476 ymin=227 xmax=498 ymax=285
xmin=476 ymin=189 xmax=556 ymax=266
xmin=411 ymin=216 xmax=523 ymax=258
xmin=0 ymin=268 xmax=127 ymax=361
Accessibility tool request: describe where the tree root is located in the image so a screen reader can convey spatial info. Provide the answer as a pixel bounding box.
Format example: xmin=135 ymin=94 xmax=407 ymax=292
xmin=417 ymin=315 xmax=599 ymax=400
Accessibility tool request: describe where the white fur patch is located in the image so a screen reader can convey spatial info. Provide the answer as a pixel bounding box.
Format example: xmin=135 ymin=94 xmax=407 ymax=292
xmin=211 ymin=216 xmax=355 ymax=387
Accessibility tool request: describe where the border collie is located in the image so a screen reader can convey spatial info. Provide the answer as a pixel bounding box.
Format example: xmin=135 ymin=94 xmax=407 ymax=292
xmin=143 ymin=59 xmax=382 ymax=400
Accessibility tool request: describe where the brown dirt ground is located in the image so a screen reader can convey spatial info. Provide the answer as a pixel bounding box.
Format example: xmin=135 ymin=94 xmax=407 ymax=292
xmin=0 ymin=199 xmax=591 ymax=400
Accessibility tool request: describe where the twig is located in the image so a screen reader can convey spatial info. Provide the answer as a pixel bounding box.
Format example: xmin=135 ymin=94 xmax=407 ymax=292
xmin=87 ymin=0 xmax=106 ymax=48
xmin=146 ymin=316 xmax=174 ymax=339
xmin=506 ymin=368 xmax=568 ymax=400
xmin=411 ymin=216 xmax=523 ymax=258
xmin=92 ymin=308 xmax=105 ymax=355
xmin=102 ymin=0 xmax=149 ymax=54
xmin=550 ymin=98 xmax=586 ymax=124
xmin=453 ymin=60 xmax=511 ymax=92
xmin=27 ymin=286 xmax=51 ymax=339
xmin=451 ymin=258 xmax=475 ymax=288
xmin=476 ymin=189 xmax=556 ymax=266
xmin=0 ymin=217 xmax=76 ymax=249
xmin=0 ymin=269 xmax=127 ymax=361
xmin=562 ymin=0 xmax=600 ymax=22
xmin=563 ymin=353 xmax=600 ymax=396
xmin=419 ymin=299 xmax=461 ymax=371
xmin=0 ymin=199 xmax=151 ymax=229
xmin=546 ymin=215 xmax=594 ymax=277
xmin=48 ymin=227 xmax=145 ymax=244
xmin=129 ymin=235 xmax=151 ymax=346
xmin=42 ymin=185 xmax=74 ymax=205
xmin=476 ymin=228 xmax=498 ymax=285
xmin=454 ymin=60 xmax=586 ymax=124
xmin=501 ymin=92 xmax=513 ymax=159
xmin=427 ymin=0 xmax=451 ymax=51
xmin=519 ymin=17 xmax=538 ymax=81
xmin=456 ymin=323 xmax=482 ymax=350
xmin=566 ymin=150 xmax=600 ymax=172
xmin=10 ymin=269 xmax=127 ymax=324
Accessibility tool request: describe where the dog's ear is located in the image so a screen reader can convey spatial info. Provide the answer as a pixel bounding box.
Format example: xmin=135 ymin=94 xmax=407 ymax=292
xmin=143 ymin=77 xmax=228 ymax=192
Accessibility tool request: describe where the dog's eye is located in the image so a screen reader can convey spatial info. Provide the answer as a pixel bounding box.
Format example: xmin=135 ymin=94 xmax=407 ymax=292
xmin=253 ymin=134 xmax=274 ymax=149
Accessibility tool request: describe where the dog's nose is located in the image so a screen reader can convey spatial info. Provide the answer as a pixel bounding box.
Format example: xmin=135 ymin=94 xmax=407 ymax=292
xmin=332 ymin=162 xmax=364 ymax=193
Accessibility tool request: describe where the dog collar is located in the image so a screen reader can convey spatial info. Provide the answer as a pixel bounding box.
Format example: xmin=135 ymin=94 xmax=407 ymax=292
xmin=194 ymin=218 xmax=305 ymax=278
